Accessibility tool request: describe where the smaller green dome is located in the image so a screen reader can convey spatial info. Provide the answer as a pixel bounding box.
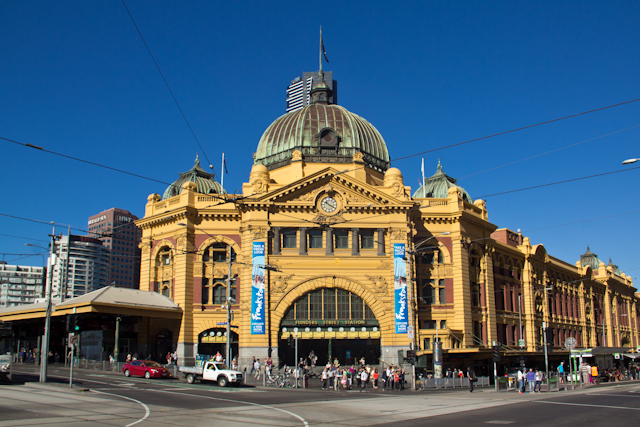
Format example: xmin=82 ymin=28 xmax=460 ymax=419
xmin=607 ymin=258 xmax=622 ymax=276
xmin=579 ymin=246 xmax=603 ymax=270
xmin=413 ymin=160 xmax=472 ymax=203
xmin=162 ymin=155 xmax=226 ymax=200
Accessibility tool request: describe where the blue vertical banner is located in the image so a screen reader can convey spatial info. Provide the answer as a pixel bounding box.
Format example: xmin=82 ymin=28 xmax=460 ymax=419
xmin=394 ymin=243 xmax=408 ymax=334
xmin=251 ymin=242 xmax=266 ymax=334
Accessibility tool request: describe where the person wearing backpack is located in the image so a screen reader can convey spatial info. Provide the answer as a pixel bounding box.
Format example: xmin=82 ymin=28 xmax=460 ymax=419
xmin=467 ymin=366 xmax=477 ymax=392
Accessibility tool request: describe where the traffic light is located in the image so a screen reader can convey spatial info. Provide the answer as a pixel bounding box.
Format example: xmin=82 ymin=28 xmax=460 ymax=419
xmin=66 ymin=314 xmax=76 ymax=333
xmin=492 ymin=345 xmax=501 ymax=362
xmin=73 ymin=316 xmax=81 ymax=333
xmin=545 ymin=328 xmax=554 ymax=352
xmin=287 ymin=335 xmax=294 ymax=347
xmin=406 ymin=350 xmax=416 ymax=365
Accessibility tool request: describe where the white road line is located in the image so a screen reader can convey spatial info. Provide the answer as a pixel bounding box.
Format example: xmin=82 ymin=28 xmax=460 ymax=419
xmin=91 ymin=389 xmax=151 ymax=427
xmin=589 ymin=393 xmax=640 ymax=398
xmin=150 ymin=388 xmax=309 ymax=427
xmin=536 ymin=400 xmax=640 ymax=411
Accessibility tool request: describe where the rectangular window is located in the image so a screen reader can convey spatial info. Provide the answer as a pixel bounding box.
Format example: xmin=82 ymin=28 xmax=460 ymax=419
xmin=423 ymin=320 xmax=436 ymax=329
xmin=308 ymin=230 xmax=323 ymax=249
xmin=323 ymin=289 xmax=335 ymax=320
xmin=296 ymin=297 xmax=308 ymax=320
xmin=420 ymin=280 xmax=434 ymax=304
xmin=439 ymin=279 xmax=446 ymax=304
xmin=337 ymin=289 xmax=350 ymax=319
xmin=309 ymin=291 xmax=322 ymax=319
xmin=360 ymin=230 xmax=374 ymax=249
xmin=334 ymin=230 xmax=348 ymax=249
xmin=282 ymin=229 xmax=297 ymax=248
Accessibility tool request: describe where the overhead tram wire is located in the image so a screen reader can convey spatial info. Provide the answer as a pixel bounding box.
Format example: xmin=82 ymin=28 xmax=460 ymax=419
xmin=0 ymin=212 xmax=87 ymax=234
xmin=1 ymin=136 xmax=171 ymax=186
xmin=390 ymin=97 xmax=640 ymax=162
xmin=457 ymin=124 xmax=640 ymax=180
xmin=4 ymin=98 xmax=640 ymax=197
xmin=476 ymin=165 xmax=640 ymax=198
xmin=120 ymin=0 xmax=216 ymax=179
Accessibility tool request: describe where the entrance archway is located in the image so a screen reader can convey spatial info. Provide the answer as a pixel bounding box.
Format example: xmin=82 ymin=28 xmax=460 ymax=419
xmin=279 ymin=287 xmax=380 ymax=366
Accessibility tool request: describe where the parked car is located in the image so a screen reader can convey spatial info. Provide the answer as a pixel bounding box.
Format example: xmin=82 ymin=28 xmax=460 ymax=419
xmin=123 ymin=360 xmax=171 ymax=379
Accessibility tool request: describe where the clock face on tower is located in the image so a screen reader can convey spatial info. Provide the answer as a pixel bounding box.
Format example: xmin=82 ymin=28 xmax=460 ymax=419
xmin=320 ymin=196 xmax=338 ymax=213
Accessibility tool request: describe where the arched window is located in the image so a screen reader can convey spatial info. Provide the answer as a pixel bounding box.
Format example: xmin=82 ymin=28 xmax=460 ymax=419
xmin=161 ymin=282 xmax=171 ymax=298
xmin=282 ymin=288 xmax=377 ymax=324
xmin=212 ymin=284 xmax=226 ymax=304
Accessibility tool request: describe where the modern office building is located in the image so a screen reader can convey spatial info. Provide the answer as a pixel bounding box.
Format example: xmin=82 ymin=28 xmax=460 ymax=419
xmin=49 ymin=235 xmax=111 ymax=299
xmin=286 ymin=71 xmax=337 ymax=112
xmin=88 ymin=208 xmax=142 ymax=289
xmin=0 ymin=262 xmax=44 ymax=308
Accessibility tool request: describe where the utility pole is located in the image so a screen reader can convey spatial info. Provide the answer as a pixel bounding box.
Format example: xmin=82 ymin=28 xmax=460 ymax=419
xmin=40 ymin=226 xmax=59 ymax=383
xmin=226 ymin=245 xmax=232 ymax=367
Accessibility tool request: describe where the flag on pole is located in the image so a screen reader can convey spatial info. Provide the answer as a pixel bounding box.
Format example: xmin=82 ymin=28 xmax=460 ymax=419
xmin=321 ymin=37 xmax=329 ymax=63
xmin=222 ymin=153 xmax=229 ymax=174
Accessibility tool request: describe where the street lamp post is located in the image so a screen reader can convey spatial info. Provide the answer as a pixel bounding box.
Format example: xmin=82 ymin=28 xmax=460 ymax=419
xmin=178 ymin=223 xmax=235 ymax=366
xmin=26 ymin=227 xmax=59 ymax=383
xmin=405 ymin=231 xmax=450 ymax=389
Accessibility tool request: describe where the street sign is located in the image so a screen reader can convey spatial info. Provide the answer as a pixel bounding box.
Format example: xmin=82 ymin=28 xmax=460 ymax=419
xmin=518 ymin=339 xmax=525 ymax=347
xmin=68 ymin=333 xmax=79 ymax=348
xmin=216 ymin=322 xmax=228 ymax=326
xmin=407 ymin=326 xmax=414 ymax=340
xmin=564 ymin=337 xmax=577 ymax=350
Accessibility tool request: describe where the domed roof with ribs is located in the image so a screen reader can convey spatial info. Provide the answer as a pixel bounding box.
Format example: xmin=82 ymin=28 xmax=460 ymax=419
xmin=254 ymin=104 xmax=390 ymax=172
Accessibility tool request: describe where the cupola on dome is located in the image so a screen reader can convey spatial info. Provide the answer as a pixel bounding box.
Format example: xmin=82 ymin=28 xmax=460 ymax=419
xmin=162 ymin=155 xmax=226 ymax=200
xmin=254 ymin=72 xmax=390 ymax=172
xmin=413 ymin=160 xmax=472 ymax=203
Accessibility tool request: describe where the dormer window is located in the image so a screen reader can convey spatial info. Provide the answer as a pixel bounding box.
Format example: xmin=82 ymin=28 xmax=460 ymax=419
xmin=317 ymin=127 xmax=339 ymax=148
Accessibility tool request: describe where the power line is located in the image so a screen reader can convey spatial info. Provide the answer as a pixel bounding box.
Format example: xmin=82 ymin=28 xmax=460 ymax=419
xmin=458 ymin=124 xmax=640 ymax=180
xmin=476 ymin=165 xmax=640 ymax=198
xmin=391 ymin=97 xmax=640 ymax=162
xmin=1 ymin=135 xmax=171 ymax=185
xmin=120 ymin=0 xmax=216 ymax=179
xmin=0 ymin=212 xmax=86 ymax=233
xmin=0 ymin=233 xmax=49 ymax=243
xmin=522 ymin=211 xmax=640 ymax=233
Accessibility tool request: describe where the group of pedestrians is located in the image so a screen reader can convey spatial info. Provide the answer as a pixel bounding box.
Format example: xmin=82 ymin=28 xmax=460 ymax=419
xmin=517 ymin=367 xmax=544 ymax=393
xmin=320 ymin=363 xmax=406 ymax=392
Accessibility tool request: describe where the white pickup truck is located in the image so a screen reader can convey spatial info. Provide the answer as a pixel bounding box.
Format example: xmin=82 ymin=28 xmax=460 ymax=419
xmin=179 ymin=361 xmax=244 ymax=387
xmin=0 ymin=354 xmax=10 ymax=382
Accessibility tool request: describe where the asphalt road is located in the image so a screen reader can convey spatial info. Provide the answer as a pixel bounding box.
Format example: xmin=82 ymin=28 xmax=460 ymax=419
xmin=2 ymin=364 xmax=639 ymax=427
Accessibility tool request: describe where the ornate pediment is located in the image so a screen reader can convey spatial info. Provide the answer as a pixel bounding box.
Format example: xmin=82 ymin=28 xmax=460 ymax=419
xmin=259 ymin=168 xmax=410 ymax=211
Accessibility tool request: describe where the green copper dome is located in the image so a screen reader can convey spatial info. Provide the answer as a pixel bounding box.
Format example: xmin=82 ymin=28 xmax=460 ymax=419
xmin=162 ymin=155 xmax=226 ymax=200
xmin=413 ymin=160 xmax=472 ymax=203
xmin=254 ymin=103 xmax=390 ymax=172
xmin=579 ymin=246 xmax=603 ymax=270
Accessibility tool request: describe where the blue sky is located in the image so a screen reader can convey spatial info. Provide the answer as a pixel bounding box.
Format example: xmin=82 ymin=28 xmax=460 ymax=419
xmin=2 ymin=1 xmax=639 ymax=279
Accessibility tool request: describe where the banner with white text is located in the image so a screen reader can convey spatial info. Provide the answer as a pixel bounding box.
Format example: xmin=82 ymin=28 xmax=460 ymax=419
xmin=394 ymin=243 xmax=408 ymax=334
xmin=251 ymin=242 xmax=266 ymax=334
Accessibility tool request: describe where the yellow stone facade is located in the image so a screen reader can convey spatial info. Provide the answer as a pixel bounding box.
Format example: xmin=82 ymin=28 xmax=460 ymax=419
xmin=136 ymin=85 xmax=639 ymax=370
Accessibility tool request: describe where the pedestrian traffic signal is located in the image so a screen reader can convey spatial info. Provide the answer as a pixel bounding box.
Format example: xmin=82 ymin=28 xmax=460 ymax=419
xmin=492 ymin=345 xmax=500 ymax=362
xmin=66 ymin=314 xmax=76 ymax=333
xmin=406 ymin=350 xmax=416 ymax=364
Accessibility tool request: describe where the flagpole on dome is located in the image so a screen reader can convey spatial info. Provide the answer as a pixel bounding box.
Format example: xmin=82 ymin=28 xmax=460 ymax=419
xmin=319 ymin=26 xmax=323 ymax=76
xmin=421 ymin=158 xmax=426 ymax=197
xmin=221 ymin=152 xmax=227 ymax=191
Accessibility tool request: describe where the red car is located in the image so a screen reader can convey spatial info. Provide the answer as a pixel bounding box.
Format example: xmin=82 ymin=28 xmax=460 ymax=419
xmin=123 ymin=360 xmax=171 ymax=379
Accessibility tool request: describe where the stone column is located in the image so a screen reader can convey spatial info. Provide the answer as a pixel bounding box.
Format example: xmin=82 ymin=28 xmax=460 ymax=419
xmin=273 ymin=227 xmax=281 ymax=255
xmin=351 ymin=228 xmax=360 ymax=256
xmin=299 ymin=228 xmax=307 ymax=256
xmin=325 ymin=228 xmax=334 ymax=256
xmin=377 ymin=228 xmax=385 ymax=256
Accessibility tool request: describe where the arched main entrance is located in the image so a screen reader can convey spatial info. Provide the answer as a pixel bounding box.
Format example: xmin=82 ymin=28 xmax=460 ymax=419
xmin=279 ymin=287 xmax=380 ymax=366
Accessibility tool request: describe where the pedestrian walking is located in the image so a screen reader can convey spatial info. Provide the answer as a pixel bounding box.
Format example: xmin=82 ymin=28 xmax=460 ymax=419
xmin=467 ymin=367 xmax=477 ymax=392
xmin=360 ymin=369 xmax=369 ymax=392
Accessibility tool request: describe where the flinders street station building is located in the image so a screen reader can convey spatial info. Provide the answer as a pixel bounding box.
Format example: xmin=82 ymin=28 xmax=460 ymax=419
xmin=135 ymin=70 xmax=639 ymax=371
xmin=1 ymin=70 xmax=638 ymax=375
